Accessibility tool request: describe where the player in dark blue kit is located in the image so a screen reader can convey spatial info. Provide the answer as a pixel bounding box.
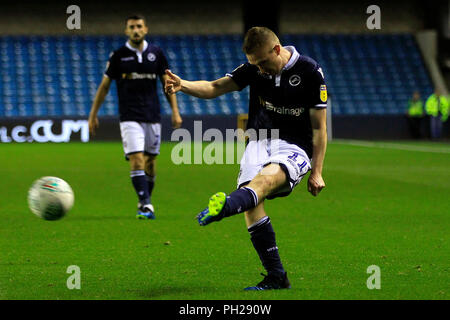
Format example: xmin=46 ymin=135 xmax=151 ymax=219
xmin=89 ymin=15 xmax=182 ymax=219
xmin=165 ymin=27 xmax=327 ymax=290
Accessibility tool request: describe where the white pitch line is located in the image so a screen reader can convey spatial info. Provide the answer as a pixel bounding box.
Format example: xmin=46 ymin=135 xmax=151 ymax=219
xmin=332 ymin=139 xmax=450 ymax=154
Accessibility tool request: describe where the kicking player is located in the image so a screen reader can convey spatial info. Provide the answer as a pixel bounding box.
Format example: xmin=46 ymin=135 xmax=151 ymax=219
xmin=89 ymin=15 xmax=182 ymax=219
xmin=165 ymin=27 xmax=327 ymax=290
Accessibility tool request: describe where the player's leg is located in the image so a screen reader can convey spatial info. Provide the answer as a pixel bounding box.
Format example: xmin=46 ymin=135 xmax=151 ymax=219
xmin=197 ymin=163 xmax=287 ymax=226
xmin=197 ymin=139 xmax=269 ymax=226
xmin=197 ymin=139 xmax=311 ymax=226
xmin=119 ymin=121 xmax=153 ymax=219
xmin=142 ymin=122 xmax=161 ymax=211
xmin=144 ymin=153 xmax=157 ymax=203
xmin=246 ymin=163 xmax=288 ymax=200
xmin=128 ymin=152 xmax=151 ymax=206
xmin=241 ymin=140 xmax=311 ymax=290
xmin=244 ymin=202 xmax=290 ymax=290
xmin=241 ymin=139 xmax=311 ymax=289
xmin=244 ymin=199 xmax=266 ymax=227
xmin=129 ymin=151 xmax=154 ymax=218
xmin=243 ymin=171 xmax=291 ymax=290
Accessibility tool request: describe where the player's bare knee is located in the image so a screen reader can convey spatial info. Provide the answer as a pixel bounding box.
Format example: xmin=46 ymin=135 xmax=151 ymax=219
xmin=129 ymin=153 xmax=145 ymax=171
xmin=130 ymin=161 xmax=144 ymax=171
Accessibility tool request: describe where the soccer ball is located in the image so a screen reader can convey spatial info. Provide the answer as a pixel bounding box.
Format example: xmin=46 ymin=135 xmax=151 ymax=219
xmin=27 ymin=176 xmax=74 ymax=220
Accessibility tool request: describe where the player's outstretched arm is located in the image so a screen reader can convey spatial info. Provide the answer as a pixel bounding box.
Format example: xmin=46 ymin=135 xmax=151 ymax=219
xmin=308 ymin=108 xmax=327 ymax=196
xmin=164 ymin=69 xmax=239 ymax=99
xmin=88 ymin=75 xmax=111 ymax=136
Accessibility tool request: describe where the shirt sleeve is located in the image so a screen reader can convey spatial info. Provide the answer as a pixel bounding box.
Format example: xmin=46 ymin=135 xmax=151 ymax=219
xmin=225 ymin=63 xmax=254 ymax=91
xmin=157 ymin=48 xmax=169 ymax=76
xmin=104 ymin=51 xmax=119 ymax=80
xmin=308 ymin=66 xmax=328 ymax=108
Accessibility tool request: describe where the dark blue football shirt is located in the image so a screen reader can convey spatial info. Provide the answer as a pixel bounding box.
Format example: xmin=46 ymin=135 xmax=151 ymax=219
xmin=105 ymin=40 xmax=168 ymax=123
xmin=226 ymin=46 xmax=327 ymax=158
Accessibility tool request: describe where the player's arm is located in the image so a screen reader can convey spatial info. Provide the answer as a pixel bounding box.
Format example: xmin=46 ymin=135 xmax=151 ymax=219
xmin=308 ymin=107 xmax=327 ymax=196
xmin=164 ymin=69 xmax=239 ymax=99
xmin=160 ymin=74 xmax=182 ymax=129
xmin=88 ymin=75 xmax=112 ymax=136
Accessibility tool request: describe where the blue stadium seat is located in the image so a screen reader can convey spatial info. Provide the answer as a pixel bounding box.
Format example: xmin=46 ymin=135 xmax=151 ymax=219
xmin=0 ymin=34 xmax=434 ymax=117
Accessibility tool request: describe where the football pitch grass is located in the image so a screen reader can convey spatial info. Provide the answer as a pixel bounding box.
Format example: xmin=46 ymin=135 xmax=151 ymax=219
xmin=1 ymin=140 xmax=449 ymax=300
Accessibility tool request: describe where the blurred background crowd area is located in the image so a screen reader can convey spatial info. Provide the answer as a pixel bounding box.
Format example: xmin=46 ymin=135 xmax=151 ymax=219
xmin=0 ymin=0 xmax=448 ymax=139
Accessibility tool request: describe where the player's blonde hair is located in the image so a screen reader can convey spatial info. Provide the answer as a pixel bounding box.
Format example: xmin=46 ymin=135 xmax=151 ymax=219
xmin=242 ymin=27 xmax=280 ymax=55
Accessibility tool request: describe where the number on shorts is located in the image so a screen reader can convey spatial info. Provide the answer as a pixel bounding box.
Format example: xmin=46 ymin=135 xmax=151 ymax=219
xmin=288 ymin=152 xmax=299 ymax=161
xmin=298 ymin=160 xmax=307 ymax=171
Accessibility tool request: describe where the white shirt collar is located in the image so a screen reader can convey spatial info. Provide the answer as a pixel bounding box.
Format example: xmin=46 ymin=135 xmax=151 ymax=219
xmin=282 ymin=46 xmax=300 ymax=71
xmin=126 ymin=40 xmax=148 ymax=53
xmin=125 ymin=40 xmax=148 ymax=63
xmin=274 ymin=46 xmax=300 ymax=87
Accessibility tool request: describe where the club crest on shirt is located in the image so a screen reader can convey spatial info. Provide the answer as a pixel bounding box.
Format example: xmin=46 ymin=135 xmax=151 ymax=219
xmin=320 ymin=85 xmax=327 ymax=102
xmin=147 ymin=53 xmax=156 ymax=62
xmin=289 ymin=74 xmax=301 ymax=86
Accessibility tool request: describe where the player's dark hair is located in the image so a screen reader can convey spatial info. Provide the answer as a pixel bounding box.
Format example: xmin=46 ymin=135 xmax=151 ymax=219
xmin=242 ymin=26 xmax=279 ymax=54
xmin=125 ymin=15 xmax=146 ymax=26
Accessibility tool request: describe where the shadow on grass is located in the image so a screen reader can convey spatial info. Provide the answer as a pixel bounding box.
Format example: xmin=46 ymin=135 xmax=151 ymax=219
xmin=126 ymin=286 xmax=209 ymax=299
xmin=67 ymin=215 xmax=136 ymax=221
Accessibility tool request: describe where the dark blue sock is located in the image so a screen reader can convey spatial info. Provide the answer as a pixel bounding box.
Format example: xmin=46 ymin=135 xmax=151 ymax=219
xmin=130 ymin=170 xmax=150 ymax=205
xmin=248 ymin=216 xmax=285 ymax=276
xmin=222 ymin=187 xmax=258 ymax=217
xmin=146 ymin=174 xmax=155 ymax=203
